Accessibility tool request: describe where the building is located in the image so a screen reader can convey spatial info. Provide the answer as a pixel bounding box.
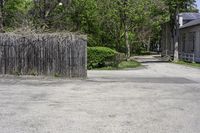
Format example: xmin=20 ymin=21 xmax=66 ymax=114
xmin=179 ymin=19 xmax=200 ymax=62
xmin=161 ymin=13 xmax=200 ymax=63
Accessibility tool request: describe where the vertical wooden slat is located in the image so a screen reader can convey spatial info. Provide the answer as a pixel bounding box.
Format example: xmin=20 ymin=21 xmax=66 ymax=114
xmin=0 ymin=33 xmax=87 ymax=78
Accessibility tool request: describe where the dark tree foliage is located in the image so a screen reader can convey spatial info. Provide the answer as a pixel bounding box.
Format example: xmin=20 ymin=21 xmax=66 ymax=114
xmin=0 ymin=0 xmax=198 ymax=54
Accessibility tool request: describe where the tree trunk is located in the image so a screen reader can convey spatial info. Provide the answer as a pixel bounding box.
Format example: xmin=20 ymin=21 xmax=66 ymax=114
xmin=123 ymin=0 xmax=130 ymax=58
xmin=174 ymin=19 xmax=179 ymax=62
xmin=173 ymin=7 xmax=179 ymax=62
xmin=0 ymin=0 xmax=4 ymax=33
xmin=147 ymin=37 xmax=151 ymax=52
xmin=125 ymin=24 xmax=130 ymax=58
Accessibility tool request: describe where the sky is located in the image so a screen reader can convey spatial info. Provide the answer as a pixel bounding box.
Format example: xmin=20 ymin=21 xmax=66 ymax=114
xmin=197 ymin=0 xmax=200 ymax=11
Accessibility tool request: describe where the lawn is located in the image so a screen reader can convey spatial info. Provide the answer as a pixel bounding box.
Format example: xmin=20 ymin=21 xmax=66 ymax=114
xmin=175 ymin=61 xmax=200 ymax=68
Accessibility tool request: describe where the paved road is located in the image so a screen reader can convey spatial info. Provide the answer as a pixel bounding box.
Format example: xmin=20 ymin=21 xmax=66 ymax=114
xmin=0 ymin=56 xmax=200 ymax=133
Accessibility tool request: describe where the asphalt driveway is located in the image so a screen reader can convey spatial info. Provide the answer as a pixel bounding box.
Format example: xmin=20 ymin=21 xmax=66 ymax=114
xmin=0 ymin=57 xmax=200 ymax=133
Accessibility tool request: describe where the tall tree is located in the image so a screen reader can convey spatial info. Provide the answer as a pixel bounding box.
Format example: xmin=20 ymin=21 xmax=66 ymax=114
xmin=32 ymin=0 xmax=71 ymax=30
xmin=164 ymin=0 xmax=197 ymax=61
xmin=2 ymin=0 xmax=31 ymax=29
xmin=0 ymin=0 xmax=4 ymax=32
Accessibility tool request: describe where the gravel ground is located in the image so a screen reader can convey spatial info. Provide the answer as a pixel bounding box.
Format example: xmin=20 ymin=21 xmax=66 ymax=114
xmin=0 ymin=56 xmax=200 ymax=133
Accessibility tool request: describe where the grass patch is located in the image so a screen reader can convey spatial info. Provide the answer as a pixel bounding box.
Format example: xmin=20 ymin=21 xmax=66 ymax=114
xmin=118 ymin=61 xmax=141 ymax=69
xmin=93 ymin=60 xmax=141 ymax=70
xmin=174 ymin=61 xmax=200 ymax=68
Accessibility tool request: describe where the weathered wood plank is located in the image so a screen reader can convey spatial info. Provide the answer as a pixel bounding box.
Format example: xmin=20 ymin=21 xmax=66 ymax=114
xmin=0 ymin=33 xmax=87 ymax=78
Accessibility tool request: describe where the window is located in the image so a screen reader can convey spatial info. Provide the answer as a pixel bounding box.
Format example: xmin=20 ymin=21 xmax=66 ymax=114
xmin=188 ymin=32 xmax=195 ymax=52
xmin=182 ymin=33 xmax=186 ymax=52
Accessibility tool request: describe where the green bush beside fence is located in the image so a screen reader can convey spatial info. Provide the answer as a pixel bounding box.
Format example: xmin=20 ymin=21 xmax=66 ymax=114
xmin=87 ymin=47 xmax=119 ymax=69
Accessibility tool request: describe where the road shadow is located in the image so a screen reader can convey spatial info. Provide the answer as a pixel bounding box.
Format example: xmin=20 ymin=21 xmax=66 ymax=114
xmin=86 ymin=77 xmax=197 ymax=84
xmin=133 ymin=55 xmax=170 ymax=64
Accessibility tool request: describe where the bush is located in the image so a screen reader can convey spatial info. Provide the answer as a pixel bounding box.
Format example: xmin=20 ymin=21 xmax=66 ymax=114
xmin=87 ymin=47 xmax=118 ymax=69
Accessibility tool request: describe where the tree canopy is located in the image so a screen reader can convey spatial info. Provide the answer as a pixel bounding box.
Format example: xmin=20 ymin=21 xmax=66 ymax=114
xmin=0 ymin=0 xmax=198 ymax=55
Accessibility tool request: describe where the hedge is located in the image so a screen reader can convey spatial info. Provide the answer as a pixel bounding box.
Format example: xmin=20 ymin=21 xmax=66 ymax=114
xmin=87 ymin=47 xmax=118 ymax=69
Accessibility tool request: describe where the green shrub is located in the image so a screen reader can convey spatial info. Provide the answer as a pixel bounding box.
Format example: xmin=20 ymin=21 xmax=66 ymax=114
xmin=87 ymin=47 xmax=118 ymax=69
xmin=138 ymin=51 xmax=151 ymax=55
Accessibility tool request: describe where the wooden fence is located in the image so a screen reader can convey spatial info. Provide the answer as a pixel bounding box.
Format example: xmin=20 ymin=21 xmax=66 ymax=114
xmin=0 ymin=33 xmax=87 ymax=78
xmin=179 ymin=52 xmax=200 ymax=63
